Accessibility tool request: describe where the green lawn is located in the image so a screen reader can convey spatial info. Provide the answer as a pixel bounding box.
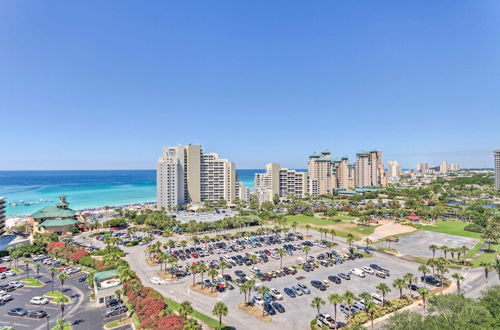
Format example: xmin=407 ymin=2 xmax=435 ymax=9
xmin=286 ymin=215 xmax=375 ymax=240
xmin=286 ymin=215 xmax=336 ymax=226
xmin=164 ymin=297 xmax=226 ymax=329
xmin=416 ymin=221 xmax=481 ymax=239
xmin=44 ymin=291 xmax=70 ymax=304
xmin=51 ymin=323 xmax=70 ymax=330
xmin=21 ymin=277 xmax=45 ymax=287
xmin=465 ymin=240 xmax=485 ymax=258
xmin=471 ymin=242 xmax=500 ymax=267
xmin=11 ymin=267 xmax=23 ymax=274
xmin=332 ymin=215 xmax=356 ymax=221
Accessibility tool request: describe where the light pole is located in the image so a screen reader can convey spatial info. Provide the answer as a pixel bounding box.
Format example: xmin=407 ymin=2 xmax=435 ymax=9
xmin=46 ymin=315 xmax=50 ymax=330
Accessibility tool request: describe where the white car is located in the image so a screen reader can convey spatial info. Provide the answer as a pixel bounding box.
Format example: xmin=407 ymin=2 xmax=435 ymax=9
xmin=270 ymin=288 xmax=283 ymax=300
xmin=249 ymin=267 xmax=261 ymax=274
xmin=150 ymin=277 xmax=166 ymax=285
xmin=30 ymin=296 xmax=49 ymax=305
xmin=0 ymin=273 xmax=6 ymax=279
xmin=251 ymin=295 xmax=264 ymax=306
xmin=9 ymin=281 xmax=23 ymax=288
xmin=2 ymin=257 xmax=12 ymax=262
xmin=361 ymin=266 xmax=374 ymax=275
xmin=0 ymin=293 xmax=13 ymax=302
xmin=5 ymin=271 xmax=16 ymax=277
xmin=350 ymin=268 xmax=366 ymax=278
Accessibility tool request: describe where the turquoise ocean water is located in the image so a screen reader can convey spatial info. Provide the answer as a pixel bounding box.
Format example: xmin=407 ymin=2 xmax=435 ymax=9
xmin=0 ymin=169 xmax=263 ymax=217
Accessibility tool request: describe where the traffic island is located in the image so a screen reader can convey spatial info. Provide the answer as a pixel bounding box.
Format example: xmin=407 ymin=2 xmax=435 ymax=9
xmin=237 ymin=303 xmax=272 ymax=322
xmin=21 ymin=277 xmax=45 ymax=287
xmin=156 ymin=270 xmax=178 ymax=281
xmin=44 ymin=290 xmax=71 ymax=304
xmin=188 ymin=284 xmax=219 ymax=297
xmin=104 ymin=318 xmax=132 ymax=329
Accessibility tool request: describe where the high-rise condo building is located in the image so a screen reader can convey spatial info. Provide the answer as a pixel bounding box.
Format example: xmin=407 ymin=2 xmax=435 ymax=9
xmin=236 ymin=181 xmax=250 ymax=203
xmin=157 ymin=145 xmax=236 ymax=209
xmin=354 ymin=150 xmax=387 ymax=188
xmin=495 ymin=150 xmax=500 ymax=190
xmin=0 ymin=197 xmax=5 ymax=236
xmin=450 ymin=163 xmax=460 ymax=172
xmin=308 ymin=151 xmax=337 ymax=196
xmin=255 ymin=163 xmax=307 ymax=202
xmin=441 ymin=161 xmax=448 ymax=174
xmin=355 ymin=152 xmax=371 ymax=188
xmin=416 ymin=163 xmax=429 ymax=173
xmin=388 ymin=160 xmax=402 ymax=178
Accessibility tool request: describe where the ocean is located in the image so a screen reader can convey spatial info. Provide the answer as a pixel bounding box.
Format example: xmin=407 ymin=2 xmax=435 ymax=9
xmin=0 ymin=169 xmax=265 ymax=217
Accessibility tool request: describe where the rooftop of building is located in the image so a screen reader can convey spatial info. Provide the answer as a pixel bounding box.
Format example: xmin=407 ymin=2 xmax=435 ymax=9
xmin=94 ymin=269 xmax=119 ymax=282
xmin=31 ymin=195 xmax=76 ymax=219
xmin=37 ymin=219 xmax=78 ymax=227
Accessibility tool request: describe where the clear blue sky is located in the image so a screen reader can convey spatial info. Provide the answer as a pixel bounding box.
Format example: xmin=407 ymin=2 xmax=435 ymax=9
xmin=1 ymin=1 xmax=499 ymax=170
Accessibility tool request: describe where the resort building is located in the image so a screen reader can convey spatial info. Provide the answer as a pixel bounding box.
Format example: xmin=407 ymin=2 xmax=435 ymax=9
xmin=235 ymin=181 xmax=250 ymax=203
xmin=450 ymin=163 xmax=460 ymax=172
xmin=441 ymin=161 xmax=448 ymax=174
xmin=31 ymin=195 xmax=79 ymax=236
xmin=308 ymin=151 xmax=337 ymax=196
xmin=388 ymin=160 xmax=402 ymax=178
xmin=416 ymin=163 xmax=429 ymax=173
xmin=0 ymin=197 xmax=5 ymax=236
xmin=355 ymin=151 xmax=387 ymax=188
xmin=157 ymin=145 xmax=236 ymax=209
xmin=255 ymin=163 xmax=307 ymax=202
xmin=355 ymin=152 xmax=371 ymax=188
xmin=93 ymin=269 xmax=123 ymax=305
xmin=495 ymin=150 xmax=500 ymax=190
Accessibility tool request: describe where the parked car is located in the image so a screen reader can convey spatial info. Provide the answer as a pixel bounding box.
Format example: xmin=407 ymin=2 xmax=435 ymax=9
xmin=150 ymin=277 xmax=166 ymax=285
xmin=310 ymin=280 xmax=326 ymax=291
xmin=284 ymin=287 xmax=296 ymax=298
xmin=0 ymin=293 xmax=13 ymax=302
xmin=28 ymin=310 xmax=47 ymax=318
xmin=270 ymin=288 xmax=283 ymax=300
xmin=297 ymin=283 xmax=311 ymax=294
xmin=272 ymin=301 xmax=285 ymax=313
xmin=328 ymin=275 xmax=341 ymax=284
xmin=251 ymin=296 xmax=264 ymax=306
xmin=7 ymin=307 xmax=28 ymax=317
xmin=105 ymin=298 xmax=123 ymax=308
xmin=30 ymin=296 xmax=49 ymax=305
xmin=338 ymin=273 xmax=351 ymax=280
xmin=78 ymin=274 xmax=88 ymax=282
xmin=361 ymin=266 xmax=374 ymax=274
xmin=292 ymin=286 xmax=303 ymax=296
xmin=105 ymin=304 xmax=128 ymax=317
xmin=350 ymin=268 xmax=365 ymax=278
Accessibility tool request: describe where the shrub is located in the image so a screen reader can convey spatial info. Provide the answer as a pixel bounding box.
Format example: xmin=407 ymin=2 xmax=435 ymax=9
xmin=70 ymin=249 xmax=89 ymax=262
xmin=464 ymin=224 xmax=484 ymax=233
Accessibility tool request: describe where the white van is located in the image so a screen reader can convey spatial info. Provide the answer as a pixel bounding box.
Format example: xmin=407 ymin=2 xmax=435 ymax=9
xmin=350 ymin=268 xmax=366 ymax=278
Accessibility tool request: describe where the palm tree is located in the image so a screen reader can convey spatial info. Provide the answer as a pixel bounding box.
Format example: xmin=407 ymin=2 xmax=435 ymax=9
xmin=392 ymin=278 xmax=406 ymax=298
xmin=404 ymin=272 xmax=417 ymax=296
xmin=365 ymin=301 xmax=377 ymax=330
xmin=240 ymin=281 xmax=250 ymax=304
xmin=480 ymin=261 xmax=491 ymax=284
xmin=208 ymin=268 xmax=218 ymax=292
xmin=58 ymin=295 xmax=70 ymax=318
xmin=257 ymin=286 xmax=271 ymax=315
xmin=179 ymin=301 xmax=193 ymax=318
xmin=330 ymin=229 xmax=337 ymax=244
xmin=440 ymin=245 xmax=448 ymax=259
xmin=183 ymin=318 xmax=202 ymax=330
xmin=198 ymin=263 xmax=208 ymax=285
xmin=310 ymin=296 xmax=325 ymax=315
xmin=481 ymin=226 xmax=497 ymax=252
xmin=305 ymin=224 xmax=311 ymax=236
xmin=426 ymin=259 xmax=437 ymax=278
xmin=359 ymin=292 xmax=372 ymax=306
xmin=58 ymin=273 xmax=68 ymax=292
xmin=328 ymin=293 xmax=342 ymax=330
xmin=180 ymin=240 xmax=188 ymax=255
xmin=376 ymin=283 xmax=390 ymax=306
xmin=55 ymin=318 xmax=69 ymax=330
xmin=451 ymin=273 xmax=465 ymax=293
xmin=212 ymin=301 xmax=228 ymax=330
xmin=302 ymin=245 xmax=312 ymax=262
xmin=189 ymin=265 xmax=198 ymax=286
xmin=494 ymin=258 xmax=500 ymax=280
xmin=277 ymin=248 xmax=286 ymax=268
xmin=219 ymin=261 xmax=228 ymax=276
xmin=49 ymin=267 xmax=58 ymax=293
xmin=418 ymin=288 xmax=430 ymax=313
xmin=364 ymin=237 xmax=372 ymax=249
xmin=342 ymin=291 xmax=357 ymax=321
xmin=34 ymin=263 xmax=41 ymax=278
xmin=346 ymin=233 xmax=355 ymax=247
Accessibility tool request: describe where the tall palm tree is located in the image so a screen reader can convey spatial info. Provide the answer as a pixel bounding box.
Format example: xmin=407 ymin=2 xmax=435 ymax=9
xmin=426 ymin=259 xmax=437 ymax=278
xmin=479 ymin=261 xmax=491 ymax=284
xmin=212 ymin=301 xmax=228 ymax=330
xmin=55 ymin=318 xmax=69 ymax=330
xmin=418 ymin=265 xmax=430 ymax=288
xmin=302 ymin=246 xmax=312 ymax=262
xmin=330 ymin=229 xmax=337 ymax=244
xmin=328 ymin=293 xmax=342 ymax=330
xmin=208 ymin=268 xmax=218 ymax=292
xmin=418 ymin=288 xmax=430 ymax=313
xmin=494 ymin=258 xmax=500 ymax=280
xmin=49 ymin=267 xmax=58 ymax=293
xmin=179 ymin=301 xmax=193 ymax=318
xmin=310 ymin=296 xmax=325 ymax=316
xmin=451 ymin=273 xmax=465 ymax=293
xmin=58 ymin=295 xmax=69 ymax=318
xmin=376 ymin=283 xmax=390 ymax=306
xmin=189 ymin=265 xmax=198 ymax=286
xmin=403 ymin=273 xmax=417 ymax=296
xmin=257 ymin=286 xmax=271 ymax=315
xmin=359 ymin=292 xmax=372 ymax=306
xmin=342 ymin=291 xmax=357 ymax=321
xmin=58 ymin=273 xmax=68 ymax=292
xmin=219 ymin=261 xmax=228 ymax=276
xmin=364 ymin=237 xmax=372 ymax=249
xmin=277 ymin=248 xmax=286 ymax=268
xmin=34 ymin=263 xmax=41 ymax=278
xmin=183 ymin=318 xmax=201 ymax=330
xmin=198 ymin=263 xmax=208 ymax=285
xmin=346 ymin=234 xmax=355 ymax=247
xmin=440 ymin=245 xmax=448 ymax=259
xmin=365 ymin=301 xmax=377 ymax=330
xmin=392 ymin=278 xmax=406 ymax=298
xmin=305 ymin=224 xmax=311 ymax=236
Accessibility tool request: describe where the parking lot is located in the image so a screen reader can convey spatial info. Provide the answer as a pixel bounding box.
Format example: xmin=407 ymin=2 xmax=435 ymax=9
xmin=0 ymin=258 xmax=130 ymax=330
xmin=376 ymin=230 xmax=480 ymax=258
xmin=120 ymin=228 xmax=425 ymax=330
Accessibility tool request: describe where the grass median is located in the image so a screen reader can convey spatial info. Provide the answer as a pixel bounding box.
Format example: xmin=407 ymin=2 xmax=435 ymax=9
xmin=21 ymin=277 xmax=45 ymax=287
xmin=164 ymin=297 xmax=226 ymax=329
xmin=44 ymin=290 xmax=71 ymax=304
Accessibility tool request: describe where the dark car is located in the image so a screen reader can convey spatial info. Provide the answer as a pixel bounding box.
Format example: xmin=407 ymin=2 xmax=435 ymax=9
xmin=28 ymin=310 xmax=47 ymax=318
xmin=284 ymin=287 xmax=296 ymax=298
xmin=222 ymin=274 xmax=232 ymax=282
xmin=338 ymin=273 xmax=351 ymax=280
xmin=264 ymin=302 xmax=276 ymax=315
xmin=272 ymin=302 xmax=285 ymax=313
xmin=310 ymin=280 xmax=326 ymax=291
xmin=328 ymin=275 xmax=341 ymax=284
xmin=105 ymin=298 xmax=123 ymax=308
xmin=7 ymin=307 xmax=28 ymax=317
xmin=78 ymin=274 xmax=88 ymax=282
xmin=370 ymin=264 xmax=382 ymax=271
xmin=105 ymin=304 xmax=128 ymax=317
xmin=0 ymin=284 xmax=15 ymax=292
xmin=410 ymin=284 xmax=420 ymax=291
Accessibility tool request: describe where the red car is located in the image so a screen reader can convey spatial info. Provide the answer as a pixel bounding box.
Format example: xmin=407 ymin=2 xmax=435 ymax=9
xmin=0 ymin=267 xmax=8 ymax=273
xmin=58 ymin=265 xmax=70 ymax=272
xmin=191 ymin=253 xmax=199 ymax=258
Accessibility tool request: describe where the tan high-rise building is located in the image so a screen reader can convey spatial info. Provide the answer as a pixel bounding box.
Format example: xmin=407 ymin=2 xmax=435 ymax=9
xmin=441 ymin=161 xmax=448 ymax=174
xmin=157 ymin=145 xmax=236 ymax=209
xmin=255 ymin=163 xmax=307 ymax=202
xmin=337 ymin=157 xmax=350 ymax=189
xmin=307 ymin=151 xmax=337 ymax=196
xmin=355 ymin=151 xmax=387 ymax=188
xmin=450 ymin=163 xmax=460 ymax=172
xmin=416 ymin=163 xmax=429 ymax=173
xmin=494 ymin=150 xmax=500 ymax=190
xmin=388 ymin=160 xmax=401 ymax=178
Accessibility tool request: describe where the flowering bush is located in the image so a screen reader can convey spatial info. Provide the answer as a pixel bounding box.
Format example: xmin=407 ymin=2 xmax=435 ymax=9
xmin=46 ymin=241 xmax=65 ymax=252
xmin=69 ymin=249 xmax=89 ymax=262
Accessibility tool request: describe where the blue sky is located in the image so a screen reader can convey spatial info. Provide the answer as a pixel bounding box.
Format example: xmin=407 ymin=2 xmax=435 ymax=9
xmin=1 ymin=1 xmax=499 ymax=170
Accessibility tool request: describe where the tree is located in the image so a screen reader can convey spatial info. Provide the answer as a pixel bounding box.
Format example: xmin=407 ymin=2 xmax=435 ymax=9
xmin=451 ymin=273 xmax=465 ymax=293
xmin=364 ymin=237 xmax=372 ymax=249
xmin=58 ymin=295 xmax=70 ymax=318
xmin=346 ymin=233 xmax=355 ymax=247
xmin=198 ymin=263 xmax=208 ymax=285
xmin=418 ymin=288 xmax=430 ymax=313
xmin=212 ymin=301 xmax=228 ymax=330
xmin=208 ymin=268 xmax=218 ymax=292
xmin=311 ymin=296 xmax=325 ymax=315
xmin=179 ymin=301 xmax=194 ymax=318
xmin=189 ymin=265 xmax=198 ymax=286
xmin=392 ymin=278 xmax=406 ymax=299
xmin=480 ymin=262 xmax=492 ymax=284
xmin=328 ymin=293 xmax=342 ymax=330
xmin=481 ymin=226 xmax=497 ymax=252
xmin=183 ymin=318 xmax=202 ymax=330
xmin=58 ymin=273 xmax=68 ymax=292
xmin=342 ymin=291 xmax=357 ymax=321
xmin=302 ymin=245 xmax=312 ymax=261
xmin=277 ymin=248 xmax=286 ymax=268
xmin=404 ymin=272 xmax=417 ymax=296
xmin=365 ymin=301 xmax=377 ymax=330
xmin=330 ymin=229 xmax=337 ymax=244
xmin=440 ymin=245 xmax=448 ymax=259
xmin=418 ymin=265 xmax=430 ymax=288
xmin=359 ymin=292 xmax=373 ymax=306
xmin=257 ymin=286 xmax=271 ymax=315
xmin=376 ymin=283 xmax=391 ymax=306
xmin=219 ymin=261 xmax=228 ymax=276
xmin=49 ymin=267 xmax=58 ymax=293
xmin=494 ymin=258 xmax=500 ymax=280
xmin=34 ymin=263 xmax=41 ymax=278
xmin=305 ymin=224 xmax=311 ymax=236
xmin=55 ymin=318 xmax=70 ymax=330
xmin=383 ymin=310 xmax=427 ymax=329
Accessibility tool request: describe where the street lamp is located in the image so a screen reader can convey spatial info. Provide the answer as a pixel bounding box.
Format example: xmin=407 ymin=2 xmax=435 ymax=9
xmin=46 ymin=315 xmax=50 ymax=330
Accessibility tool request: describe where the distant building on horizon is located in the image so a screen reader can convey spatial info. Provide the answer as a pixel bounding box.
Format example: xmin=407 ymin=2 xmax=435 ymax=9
xmin=156 ymin=145 xmax=236 ymax=209
xmin=254 ymin=163 xmax=307 ymax=203
xmin=388 ymin=160 xmax=402 ymax=178
xmin=441 ymin=161 xmax=448 ymax=174
xmin=0 ymin=197 xmax=5 ymax=236
xmin=416 ymin=163 xmax=429 ymax=173
xmin=495 ymin=150 xmax=500 ymax=190
xmin=450 ymin=163 xmax=460 ymax=172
